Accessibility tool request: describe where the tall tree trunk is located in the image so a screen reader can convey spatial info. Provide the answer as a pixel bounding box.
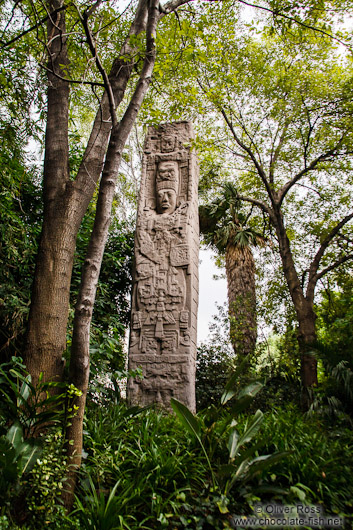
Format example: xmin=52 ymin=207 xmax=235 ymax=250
xmin=62 ymin=0 xmax=159 ymax=510
xmin=24 ymin=0 xmax=149 ymax=385
xmin=225 ymin=242 xmax=257 ymax=360
xmin=24 ymin=0 xmax=70 ymax=384
xmin=274 ymin=209 xmax=318 ymax=403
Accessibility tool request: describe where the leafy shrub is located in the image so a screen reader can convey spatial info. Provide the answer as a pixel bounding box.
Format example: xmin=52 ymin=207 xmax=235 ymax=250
xmin=0 ymin=356 xmax=74 ymax=437
xmin=196 ymin=342 xmax=232 ymax=410
xmin=0 ymin=358 xmax=80 ymax=528
xmin=24 ymin=430 xmax=69 ymax=528
xmin=255 ymin=405 xmax=353 ymax=524
xmin=316 ymin=280 xmax=353 ymax=368
xmin=79 ymin=403 xmax=209 ymax=528
xmin=73 ymin=369 xmax=288 ymax=529
xmin=172 ymin=369 xmax=289 ymax=524
xmin=196 ymin=305 xmax=235 ymax=410
xmin=0 ymin=422 xmax=42 ymax=507
xmin=73 ymin=371 xmax=353 ymax=529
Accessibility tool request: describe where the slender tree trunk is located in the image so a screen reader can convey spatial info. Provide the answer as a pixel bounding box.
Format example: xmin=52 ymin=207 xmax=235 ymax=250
xmin=24 ymin=0 xmax=148 ymax=385
xmin=62 ymin=0 xmax=159 ymax=509
xmin=225 ymin=242 xmax=257 ymax=361
xmin=274 ymin=209 xmax=318 ymax=403
xmin=297 ymin=303 xmax=318 ymax=407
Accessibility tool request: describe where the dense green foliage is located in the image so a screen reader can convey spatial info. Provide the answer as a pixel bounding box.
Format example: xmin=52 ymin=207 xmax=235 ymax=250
xmin=316 ymin=278 xmax=353 ymax=369
xmin=1 ymin=376 xmax=352 ymax=528
xmin=258 ymin=406 xmax=353 ymax=520
xmin=0 ymin=357 xmax=80 ymax=525
xmin=196 ymin=342 xmax=232 ymax=410
xmin=0 ymin=131 xmax=42 ymax=360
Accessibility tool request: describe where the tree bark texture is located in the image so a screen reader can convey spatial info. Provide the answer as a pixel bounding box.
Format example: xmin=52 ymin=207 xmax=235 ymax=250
xmin=225 ymin=243 xmax=257 ymax=361
xmin=62 ymin=0 xmax=159 ymax=510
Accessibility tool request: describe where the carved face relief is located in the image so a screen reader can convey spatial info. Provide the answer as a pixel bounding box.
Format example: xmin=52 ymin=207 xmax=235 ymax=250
xmin=162 ymin=336 xmax=177 ymax=354
xmin=161 ymin=135 xmax=175 ymax=152
xmin=141 ymin=335 xmax=158 ymax=354
xmin=157 ymin=160 xmax=178 ymax=182
xmin=155 ymin=161 xmax=179 ymax=215
xmin=156 ymin=189 xmax=177 ymax=214
xmin=138 ymin=281 xmax=153 ymax=299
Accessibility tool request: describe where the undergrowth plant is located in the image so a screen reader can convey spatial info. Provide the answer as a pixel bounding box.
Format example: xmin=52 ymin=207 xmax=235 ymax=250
xmin=0 ymin=357 xmax=81 ymax=527
xmin=77 ymin=403 xmax=209 ymax=529
xmin=2 ymin=357 xmax=352 ymax=529
xmin=73 ymin=361 xmax=288 ymax=529
xmin=255 ymin=405 xmax=353 ymax=526
xmin=171 ymin=364 xmax=288 ymax=523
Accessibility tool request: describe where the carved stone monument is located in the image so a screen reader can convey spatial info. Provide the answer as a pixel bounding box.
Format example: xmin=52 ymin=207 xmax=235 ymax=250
xmin=127 ymin=122 xmax=199 ymax=412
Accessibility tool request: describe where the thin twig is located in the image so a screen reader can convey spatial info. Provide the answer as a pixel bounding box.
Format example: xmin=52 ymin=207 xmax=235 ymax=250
xmin=75 ymin=4 xmax=117 ymax=126
xmin=40 ymin=62 xmax=105 ymax=86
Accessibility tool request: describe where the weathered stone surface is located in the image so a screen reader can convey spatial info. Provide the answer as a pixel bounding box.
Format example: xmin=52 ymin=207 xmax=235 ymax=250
xmin=127 ymin=122 xmax=199 ymax=411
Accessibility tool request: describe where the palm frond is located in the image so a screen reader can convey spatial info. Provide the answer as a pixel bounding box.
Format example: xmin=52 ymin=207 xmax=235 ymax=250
xmin=199 ymin=181 xmax=266 ymax=251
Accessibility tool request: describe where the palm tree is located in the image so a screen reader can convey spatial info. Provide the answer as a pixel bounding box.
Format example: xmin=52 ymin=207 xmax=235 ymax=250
xmin=199 ymin=183 xmax=264 ymax=361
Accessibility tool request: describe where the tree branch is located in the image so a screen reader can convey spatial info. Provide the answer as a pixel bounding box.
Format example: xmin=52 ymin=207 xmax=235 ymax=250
xmin=221 ymin=108 xmax=276 ymax=207
xmin=269 ymin=120 xmax=289 ymax=183
xmin=39 ymin=62 xmax=105 ymax=86
xmin=315 ymin=253 xmax=353 ymax=283
xmin=64 ymin=0 xmax=159 ymax=507
xmin=237 ymin=194 xmax=274 ymax=220
xmin=238 ymin=108 xmax=267 ymax=166
xmin=78 ymin=6 xmax=118 ymax=127
xmin=0 ymin=5 xmax=66 ymax=49
xmin=306 ymin=212 xmax=353 ymax=300
xmin=312 ymin=212 xmax=353 ymax=273
xmin=74 ymin=0 xmax=148 ymax=196
xmin=84 ymin=0 xmax=103 ymax=20
xmin=159 ymin=0 xmax=194 ymax=16
xmin=277 ymin=137 xmax=345 ymax=207
xmin=116 ymin=0 xmax=159 ymax=138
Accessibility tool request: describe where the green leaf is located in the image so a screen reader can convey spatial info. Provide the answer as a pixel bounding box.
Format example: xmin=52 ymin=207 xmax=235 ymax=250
xmin=227 ymin=383 xmax=264 ymax=416
xmin=18 ymin=440 xmax=42 ymax=475
xmin=290 ymin=485 xmax=306 ymax=501
xmin=230 ymin=395 xmax=255 ymax=415
xmin=19 ymin=375 xmax=32 ymax=403
xmin=221 ymin=355 xmax=251 ymax=405
xmin=230 ymin=458 xmax=251 ymax=482
xmin=236 ymin=410 xmax=263 ymax=448
xmin=227 ymin=428 xmax=239 ymax=459
xmin=170 ymin=398 xmax=201 ymax=438
xmin=237 ymin=382 xmax=263 ymax=400
xmin=171 ymin=398 xmax=217 ymax=489
xmin=217 ymin=496 xmax=229 ymax=514
xmin=218 ymin=464 xmax=237 ymax=476
xmin=246 ymin=452 xmax=289 ymax=479
xmin=232 ymin=440 xmax=264 ymax=466
xmin=6 ymin=422 xmax=23 ymax=449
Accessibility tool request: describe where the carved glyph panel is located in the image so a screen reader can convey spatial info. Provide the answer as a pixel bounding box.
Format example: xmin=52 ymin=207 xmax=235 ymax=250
xmin=128 ymin=122 xmax=199 ymax=412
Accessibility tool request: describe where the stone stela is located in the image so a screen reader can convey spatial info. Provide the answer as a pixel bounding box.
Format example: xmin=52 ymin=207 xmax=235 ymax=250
xmin=127 ymin=122 xmax=199 ymax=412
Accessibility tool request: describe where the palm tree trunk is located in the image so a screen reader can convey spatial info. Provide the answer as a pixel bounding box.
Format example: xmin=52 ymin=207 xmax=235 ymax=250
xmin=225 ymin=243 xmax=257 ymax=361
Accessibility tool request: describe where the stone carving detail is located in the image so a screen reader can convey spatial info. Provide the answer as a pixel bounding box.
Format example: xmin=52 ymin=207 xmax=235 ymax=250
xmin=128 ymin=122 xmax=199 ymax=412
